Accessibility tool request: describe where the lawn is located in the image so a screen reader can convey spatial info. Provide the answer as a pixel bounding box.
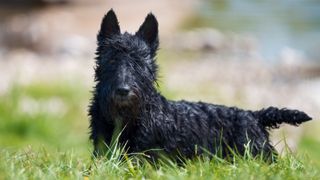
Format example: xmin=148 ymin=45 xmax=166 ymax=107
xmin=1 ymin=142 xmax=319 ymax=179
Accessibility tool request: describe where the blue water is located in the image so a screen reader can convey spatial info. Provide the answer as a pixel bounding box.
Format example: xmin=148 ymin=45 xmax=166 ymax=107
xmin=199 ymin=0 xmax=320 ymax=61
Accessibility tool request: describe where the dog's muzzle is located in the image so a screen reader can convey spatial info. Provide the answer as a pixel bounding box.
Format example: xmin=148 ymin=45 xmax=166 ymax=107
xmin=113 ymin=85 xmax=137 ymax=107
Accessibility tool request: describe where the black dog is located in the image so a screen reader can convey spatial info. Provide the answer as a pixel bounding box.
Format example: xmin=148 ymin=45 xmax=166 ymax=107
xmin=89 ymin=9 xmax=312 ymax=161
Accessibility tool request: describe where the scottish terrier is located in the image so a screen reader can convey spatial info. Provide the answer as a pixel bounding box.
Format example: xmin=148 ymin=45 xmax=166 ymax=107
xmin=88 ymin=9 xmax=312 ymax=161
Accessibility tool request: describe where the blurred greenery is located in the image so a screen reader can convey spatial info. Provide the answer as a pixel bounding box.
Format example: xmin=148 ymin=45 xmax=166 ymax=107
xmin=0 ymin=80 xmax=91 ymax=156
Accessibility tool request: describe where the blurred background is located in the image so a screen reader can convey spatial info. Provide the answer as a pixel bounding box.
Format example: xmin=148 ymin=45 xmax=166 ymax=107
xmin=0 ymin=0 xmax=319 ymax=166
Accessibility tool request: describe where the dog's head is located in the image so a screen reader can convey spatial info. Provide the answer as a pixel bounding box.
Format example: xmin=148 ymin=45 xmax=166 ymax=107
xmin=95 ymin=9 xmax=159 ymax=115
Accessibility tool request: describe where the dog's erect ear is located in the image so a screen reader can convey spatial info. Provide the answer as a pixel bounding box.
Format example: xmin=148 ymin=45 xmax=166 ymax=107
xmin=98 ymin=9 xmax=120 ymax=41
xmin=136 ymin=13 xmax=159 ymax=55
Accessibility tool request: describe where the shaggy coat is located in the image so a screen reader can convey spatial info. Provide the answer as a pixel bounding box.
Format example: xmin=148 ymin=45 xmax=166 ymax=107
xmin=89 ymin=9 xmax=312 ymax=161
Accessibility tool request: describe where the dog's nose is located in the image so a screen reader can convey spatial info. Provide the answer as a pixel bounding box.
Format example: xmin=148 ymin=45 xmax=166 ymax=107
xmin=115 ymin=86 xmax=130 ymax=97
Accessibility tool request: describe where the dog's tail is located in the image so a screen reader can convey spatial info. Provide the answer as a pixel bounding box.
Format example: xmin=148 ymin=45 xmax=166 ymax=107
xmin=254 ymin=107 xmax=312 ymax=129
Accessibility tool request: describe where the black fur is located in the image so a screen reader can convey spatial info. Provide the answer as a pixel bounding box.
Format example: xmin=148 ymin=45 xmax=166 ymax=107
xmin=89 ymin=9 xmax=312 ymax=161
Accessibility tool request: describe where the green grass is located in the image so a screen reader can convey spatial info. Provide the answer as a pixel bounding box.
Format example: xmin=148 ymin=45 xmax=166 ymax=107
xmin=0 ymin=79 xmax=319 ymax=179
xmin=1 ymin=145 xmax=319 ymax=179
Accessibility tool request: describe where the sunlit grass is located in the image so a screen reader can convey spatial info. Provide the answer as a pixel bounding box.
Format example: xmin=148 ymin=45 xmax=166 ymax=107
xmin=0 ymin=145 xmax=319 ymax=179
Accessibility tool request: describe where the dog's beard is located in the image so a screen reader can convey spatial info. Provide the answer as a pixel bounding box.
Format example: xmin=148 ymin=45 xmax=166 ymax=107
xmin=110 ymin=94 xmax=140 ymax=121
